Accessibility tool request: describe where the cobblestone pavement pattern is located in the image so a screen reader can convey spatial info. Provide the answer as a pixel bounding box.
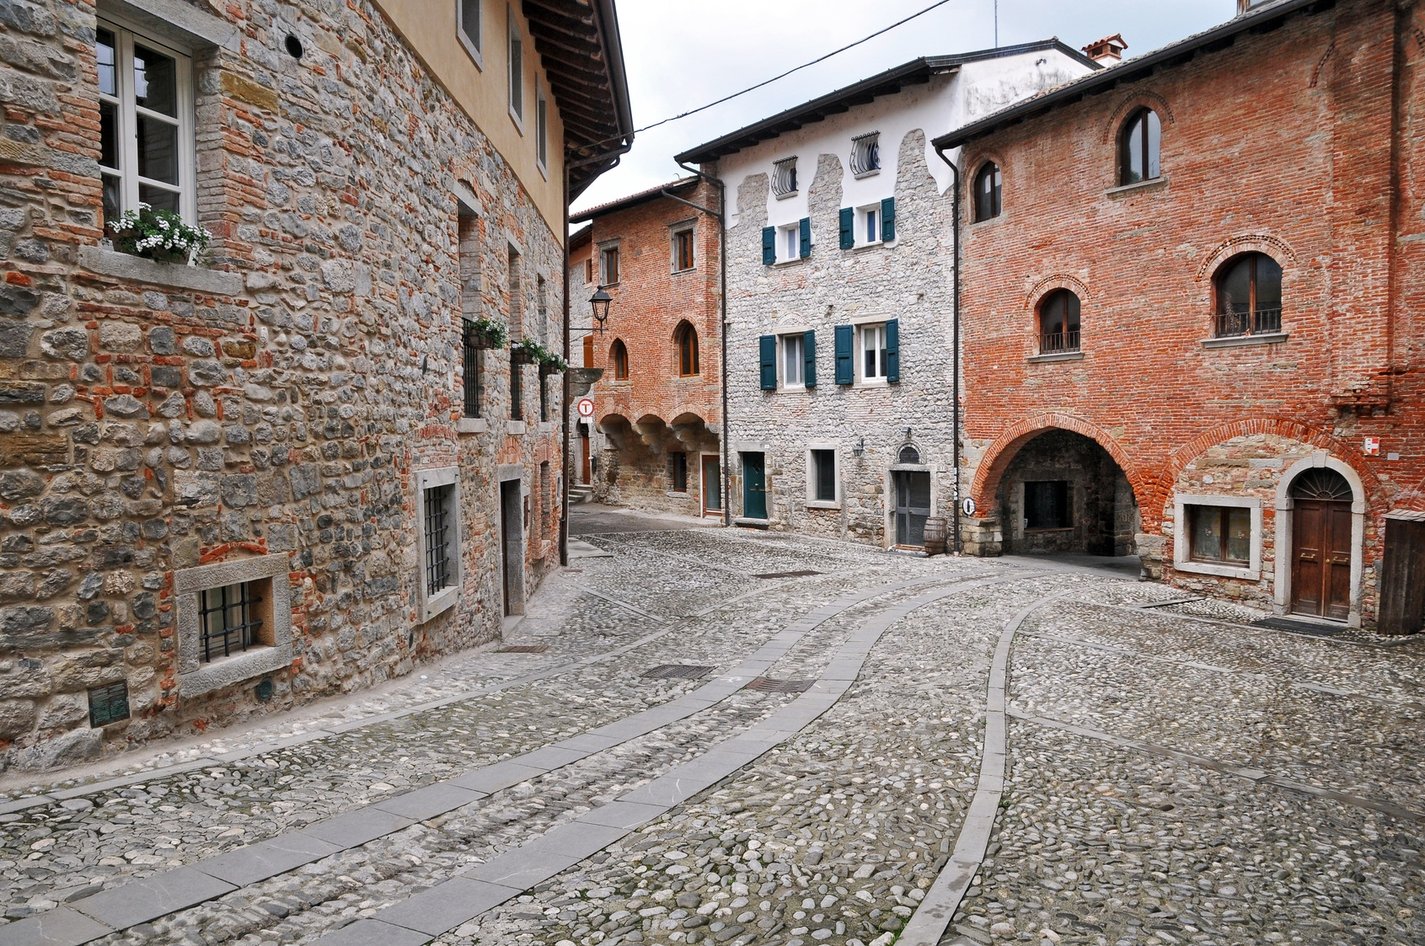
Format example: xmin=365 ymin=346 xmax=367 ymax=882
xmin=1 ymin=509 xmax=1421 ymax=946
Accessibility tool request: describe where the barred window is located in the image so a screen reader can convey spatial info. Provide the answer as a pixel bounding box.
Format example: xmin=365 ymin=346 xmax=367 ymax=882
xmin=772 ymin=157 xmax=798 ymax=198
xmin=850 ymin=132 xmax=880 ymax=176
xmin=198 ymin=582 xmax=261 ymax=663
xmin=416 ymin=468 xmax=460 ymax=622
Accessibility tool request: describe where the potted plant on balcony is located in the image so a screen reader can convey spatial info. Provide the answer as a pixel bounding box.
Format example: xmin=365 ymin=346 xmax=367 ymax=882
xmin=108 ymin=204 xmax=211 ymax=265
xmin=536 ymin=347 xmax=568 ymax=376
xmin=463 ymin=316 xmax=508 ymax=349
xmin=512 ymin=338 xmax=545 ymax=365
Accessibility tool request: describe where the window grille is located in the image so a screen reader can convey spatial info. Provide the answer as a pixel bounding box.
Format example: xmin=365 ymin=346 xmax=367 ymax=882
xmin=198 ymin=582 xmax=260 ymax=662
xmin=424 ymin=484 xmax=453 ymax=595
xmin=851 ymin=132 xmax=880 ymax=176
xmin=510 ymin=348 xmax=523 ymax=418
xmin=772 ymin=157 xmax=798 ymax=198
xmin=462 ymin=320 xmax=482 ymax=417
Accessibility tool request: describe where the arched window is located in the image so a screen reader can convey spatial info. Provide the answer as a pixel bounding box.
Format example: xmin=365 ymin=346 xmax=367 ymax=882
xmin=1118 ymin=107 xmax=1161 ymax=185
xmin=674 ymin=321 xmax=699 ymax=376
xmin=1214 ymin=252 xmax=1282 ymax=337
xmin=898 ymin=445 xmax=921 ymax=465
xmin=973 ymin=162 xmax=1001 ymax=221
xmin=610 ymin=339 xmax=629 ymax=380
xmin=1038 ymin=290 xmax=1081 ymax=354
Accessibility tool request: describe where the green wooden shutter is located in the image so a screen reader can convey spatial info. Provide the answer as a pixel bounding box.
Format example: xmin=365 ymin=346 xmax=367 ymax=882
xmin=799 ymin=217 xmax=811 ymax=258
xmin=834 ymin=325 xmax=853 ymax=385
xmin=803 ymin=330 xmax=817 ymax=388
xmin=839 ymin=208 xmax=854 ymax=250
xmin=885 ymin=318 xmax=900 ymax=383
xmin=762 ymin=227 xmax=775 ymax=266
xmin=881 ymin=197 xmax=896 ymax=243
xmin=759 ymin=334 xmax=777 ymax=390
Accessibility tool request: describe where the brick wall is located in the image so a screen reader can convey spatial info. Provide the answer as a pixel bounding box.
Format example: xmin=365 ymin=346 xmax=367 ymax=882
xmin=0 ymin=0 xmax=565 ymax=768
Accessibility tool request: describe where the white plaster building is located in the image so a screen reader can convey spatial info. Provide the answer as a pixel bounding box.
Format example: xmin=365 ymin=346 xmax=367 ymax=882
xmin=677 ymin=42 xmax=1097 ymax=548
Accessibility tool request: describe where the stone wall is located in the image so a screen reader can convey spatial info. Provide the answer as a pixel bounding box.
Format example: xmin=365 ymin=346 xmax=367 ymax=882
xmin=0 ymin=0 xmax=565 ymax=769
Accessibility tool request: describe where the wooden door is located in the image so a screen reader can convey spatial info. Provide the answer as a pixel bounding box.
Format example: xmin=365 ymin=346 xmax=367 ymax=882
xmin=742 ymin=453 xmax=767 ymax=519
xmin=578 ymin=426 xmax=591 ymax=484
xmin=1292 ymin=499 xmax=1351 ymax=620
xmin=701 ymin=455 xmax=722 ymax=516
xmin=1379 ymin=518 xmax=1425 ymax=635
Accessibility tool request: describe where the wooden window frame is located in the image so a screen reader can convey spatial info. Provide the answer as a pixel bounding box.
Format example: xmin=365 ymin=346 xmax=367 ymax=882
xmin=973 ymin=162 xmax=1001 ymax=221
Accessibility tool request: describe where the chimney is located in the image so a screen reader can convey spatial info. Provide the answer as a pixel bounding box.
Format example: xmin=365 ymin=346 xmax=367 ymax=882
xmin=1081 ymin=33 xmax=1127 ymax=65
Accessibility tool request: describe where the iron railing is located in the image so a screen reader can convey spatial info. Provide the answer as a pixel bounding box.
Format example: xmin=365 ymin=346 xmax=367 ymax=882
xmin=1039 ymin=327 xmax=1081 ymax=354
xmin=462 ymin=320 xmax=481 ymax=418
xmin=1215 ymin=307 xmax=1282 ymax=338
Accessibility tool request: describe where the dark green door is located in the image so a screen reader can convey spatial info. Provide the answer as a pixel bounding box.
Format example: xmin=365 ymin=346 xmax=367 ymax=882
xmin=742 ymin=453 xmax=767 ymax=519
xmin=894 ymin=470 xmax=931 ymax=546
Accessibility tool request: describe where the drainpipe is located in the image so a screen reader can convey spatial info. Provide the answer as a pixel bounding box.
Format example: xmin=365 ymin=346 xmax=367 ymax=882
xmin=676 ymin=159 xmax=731 ymax=527
xmin=932 ymin=142 xmax=963 ymax=554
xmin=560 ymin=141 xmax=632 ymax=567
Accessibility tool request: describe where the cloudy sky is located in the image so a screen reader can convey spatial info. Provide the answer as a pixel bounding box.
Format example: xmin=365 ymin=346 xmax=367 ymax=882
xmin=571 ymin=0 xmax=1230 ymax=213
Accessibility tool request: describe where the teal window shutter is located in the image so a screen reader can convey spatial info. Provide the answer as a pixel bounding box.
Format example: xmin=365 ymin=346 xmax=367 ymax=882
xmin=834 ymin=325 xmax=853 ymax=385
xmin=803 ymin=330 xmax=817 ymax=388
xmin=799 ymin=217 xmax=811 ymax=258
xmin=759 ymin=334 xmax=777 ymax=390
xmin=885 ymin=318 xmax=900 ymax=382
xmin=762 ymin=227 xmax=775 ymax=266
xmin=881 ymin=197 xmax=896 ymax=243
xmin=839 ymin=208 xmax=854 ymax=250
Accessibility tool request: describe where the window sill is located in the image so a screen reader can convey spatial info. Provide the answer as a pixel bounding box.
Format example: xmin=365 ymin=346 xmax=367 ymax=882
xmin=457 ymin=417 xmax=488 ymax=435
xmin=457 ymin=31 xmax=484 ymax=70
xmin=507 ymin=420 xmax=527 ymax=435
xmin=852 ymin=169 xmax=880 ymax=180
xmin=671 ymin=266 xmax=696 ymax=276
xmin=851 ymin=241 xmax=887 ymax=253
xmin=773 ymin=190 xmax=799 ymax=201
xmin=1106 ymin=176 xmax=1168 ymax=199
xmin=806 ymin=499 xmax=840 ymax=510
xmin=79 ymin=245 xmax=243 ymax=296
xmin=1201 ymin=332 xmax=1289 ymax=349
xmin=538 ymin=421 xmax=556 ymax=433
xmin=779 ymin=384 xmax=808 ymax=393
xmin=855 ymin=377 xmax=889 ymax=388
xmin=509 ymin=106 xmax=525 ymax=136
xmin=1026 ymin=351 xmax=1084 ymax=364
xmin=420 ymin=585 xmax=459 ymax=624
xmin=179 ymin=644 xmax=290 ymax=699
xmin=1174 ymin=559 xmax=1257 ymax=580
xmin=773 ymin=257 xmax=806 ymax=268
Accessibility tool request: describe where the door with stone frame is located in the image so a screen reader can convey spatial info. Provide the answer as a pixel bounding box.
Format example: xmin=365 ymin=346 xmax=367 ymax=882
xmin=1289 ymin=469 xmax=1352 ymax=621
xmin=893 ymin=470 xmax=931 ymax=547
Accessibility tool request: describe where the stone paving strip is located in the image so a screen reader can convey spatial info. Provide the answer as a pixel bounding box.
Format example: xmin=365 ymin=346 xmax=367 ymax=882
xmin=0 ymin=573 xmax=969 ymax=946
xmin=312 ymin=575 xmax=1025 ymax=946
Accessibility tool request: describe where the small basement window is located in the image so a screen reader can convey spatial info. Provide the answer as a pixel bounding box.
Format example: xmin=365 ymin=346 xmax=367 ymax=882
xmin=175 ymin=553 xmax=292 ymax=698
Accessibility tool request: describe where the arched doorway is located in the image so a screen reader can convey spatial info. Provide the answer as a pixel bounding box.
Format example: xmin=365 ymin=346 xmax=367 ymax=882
xmin=1287 ymin=468 xmax=1353 ymax=620
xmin=996 ymin=428 xmax=1139 ymax=557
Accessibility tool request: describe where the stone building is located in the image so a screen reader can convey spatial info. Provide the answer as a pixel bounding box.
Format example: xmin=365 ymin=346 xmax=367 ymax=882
xmin=0 ymin=0 xmax=632 ymax=768
xmin=935 ymin=0 xmax=1425 ymax=631
xmin=676 ymin=43 xmax=1096 ymax=547
xmin=568 ymin=178 xmax=725 ymax=519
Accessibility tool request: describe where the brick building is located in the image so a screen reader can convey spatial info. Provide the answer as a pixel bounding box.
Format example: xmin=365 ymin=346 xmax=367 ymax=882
xmin=678 ymin=44 xmax=1096 ymax=547
xmin=568 ymin=178 xmax=725 ymax=518
xmin=0 ymin=0 xmax=632 ymax=768
xmin=935 ymin=0 xmax=1425 ymax=631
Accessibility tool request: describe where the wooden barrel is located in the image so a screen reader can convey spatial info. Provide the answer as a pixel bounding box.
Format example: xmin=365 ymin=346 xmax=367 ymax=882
xmin=923 ymin=516 xmax=947 ymax=555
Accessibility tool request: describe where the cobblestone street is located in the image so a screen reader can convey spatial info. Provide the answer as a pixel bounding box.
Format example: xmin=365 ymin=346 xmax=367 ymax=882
xmin=1 ymin=509 xmax=1422 ymax=946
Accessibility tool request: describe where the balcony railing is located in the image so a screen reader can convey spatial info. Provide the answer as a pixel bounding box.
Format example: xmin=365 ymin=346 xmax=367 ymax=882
xmin=1039 ymin=327 xmax=1080 ymax=354
xmin=1215 ymin=307 xmax=1282 ymax=338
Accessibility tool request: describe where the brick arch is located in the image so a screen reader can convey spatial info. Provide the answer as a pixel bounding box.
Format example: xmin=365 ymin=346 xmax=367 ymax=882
xmin=970 ymin=413 xmax=1152 ymax=523
xmin=1100 ymin=90 xmax=1175 ymax=143
xmin=1158 ymin=417 xmax=1381 ymax=518
xmin=1195 ymin=233 xmax=1298 ymax=280
xmin=1022 ymin=273 xmax=1089 ymax=313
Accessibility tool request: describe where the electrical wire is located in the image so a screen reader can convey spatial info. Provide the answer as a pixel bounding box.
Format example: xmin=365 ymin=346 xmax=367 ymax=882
xmin=631 ymin=0 xmax=958 ymax=135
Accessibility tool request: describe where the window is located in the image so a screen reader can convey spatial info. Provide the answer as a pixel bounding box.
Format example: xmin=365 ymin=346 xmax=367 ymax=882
xmin=1118 ymin=107 xmax=1161 ymax=185
xmin=457 ymin=0 xmax=481 ymax=62
xmin=857 ymin=204 xmax=881 ymax=246
xmin=538 ymin=370 xmax=548 ymax=421
xmin=610 ymin=338 xmax=629 ymax=380
xmin=600 ymin=244 xmax=620 ymax=284
xmin=973 ymin=162 xmax=1001 ymax=221
xmin=850 ymin=132 xmax=880 ymax=176
xmin=1188 ymin=504 xmax=1251 ymax=565
xmin=668 ymin=451 xmax=689 ymax=493
xmin=675 ymin=321 xmax=699 ymax=376
xmin=1214 ymin=252 xmax=1283 ymax=337
xmin=772 ymin=157 xmax=798 ymax=198
xmin=509 ymin=347 xmax=523 ymax=418
xmin=809 ymin=449 xmax=837 ymax=503
xmin=462 ymin=321 xmax=483 ymax=418
xmin=175 ymin=554 xmax=292 ymax=697
xmin=1025 ymin=481 xmax=1071 ymax=530
xmin=416 ymin=467 xmax=461 ymax=622
xmin=1038 ymin=290 xmax=1081 ymax=354
xmin=536 ymin=275 xmax=548 ymax=343
xmin=778 ymin=223 xmax=800 ymax=263
xmin=780 ymin=333 xmax=805 ymax=388
xmin=672 ymin=225 xmax=695 ymax=272
xmin=536 ymin=87 xmax=548 ymax=172
xmin=507 ymin=8 xmax=523 ymax=125
xmin=584 ymin=257 xmax=594 ymax=284
xmin=459 ymin=205 xmax=482 ymax=418
xmin=96 ymin=20 xmax=195 ymax=230
xmin=860 ymin=323 xmax=888 ymax=381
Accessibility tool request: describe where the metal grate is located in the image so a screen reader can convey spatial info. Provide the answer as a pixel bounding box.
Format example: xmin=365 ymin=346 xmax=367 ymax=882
xmin=496 ymin=644 xmax=549 ymax=653
xmin=753 ymin=569 xmax=821 ymax=579
xmin=424 ymin=484 xmax=453 ymax=595
xmin=1215 ymin=307 xmax=1282 ymax=338
xmin=199 ymin=582 xmax=260 ymax=663
xmin=642 ymin=664 xmax=716 ymax=680
xmin=462 ymin=320 xmax=482 ymax=418
xmin=88 ymin=681 xmax=130 ymax=727
xmin=509 ymin=348 xmax=523 ymax=419
xmin=745 ymin=677 xmax=815 ymax=694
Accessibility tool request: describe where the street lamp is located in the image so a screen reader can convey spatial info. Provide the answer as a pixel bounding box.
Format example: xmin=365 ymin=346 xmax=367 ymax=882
xmin=588 ymin=286 xmax=612 ymax=334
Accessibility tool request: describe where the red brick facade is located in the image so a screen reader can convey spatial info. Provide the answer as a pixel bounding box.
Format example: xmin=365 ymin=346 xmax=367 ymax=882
xmin=949 ymin=0 xmax=1425 ymax=629
xmin=570 ymin=179 xmax=724 ymax=517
